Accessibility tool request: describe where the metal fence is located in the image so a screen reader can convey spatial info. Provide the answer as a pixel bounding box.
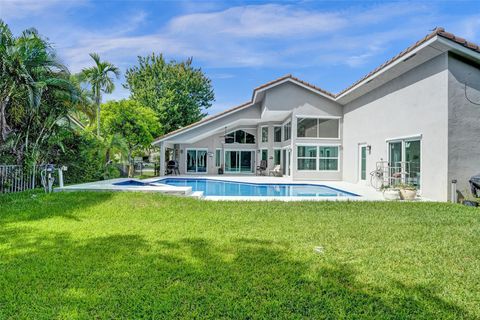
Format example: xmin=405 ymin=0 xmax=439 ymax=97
xmin=0 ymin=165 xmax=54 ymax=194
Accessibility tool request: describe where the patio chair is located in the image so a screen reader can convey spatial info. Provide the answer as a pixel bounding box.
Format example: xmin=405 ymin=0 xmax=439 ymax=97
xmin=256 ymin=160 xmax=267 ymax=176
xmin=269 ymin=165 xmax=282 ymax=177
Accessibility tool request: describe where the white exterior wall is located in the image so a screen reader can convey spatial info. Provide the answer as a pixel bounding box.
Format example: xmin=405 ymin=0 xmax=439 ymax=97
xmin=262 ymin=82 xmax=344 ymax=180
xmin=447 ymin=54 xmax=480 ymax=198
xmin=178 ymin=127 xmax=257 ymax=175
xmin=256 ymin=122 xmax=284 ymax=171
xmin=343 ymin=54 xmax=450 ymax=201
xmin=156 ymin=49 xmax=480 ymax=202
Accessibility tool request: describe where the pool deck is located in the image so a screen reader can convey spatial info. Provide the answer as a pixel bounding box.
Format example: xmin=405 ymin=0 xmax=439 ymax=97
xmin=55 ymin=178 xmax=192 ymax=196
xmin=57 ymin=175 xmax=386 ymax=201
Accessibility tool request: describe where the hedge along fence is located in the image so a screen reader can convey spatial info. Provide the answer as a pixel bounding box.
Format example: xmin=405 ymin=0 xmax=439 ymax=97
xmin=0 ymin=165 xmax=61 ymax=194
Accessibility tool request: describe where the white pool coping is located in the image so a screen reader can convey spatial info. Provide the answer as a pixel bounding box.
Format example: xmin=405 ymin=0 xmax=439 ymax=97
xmin=151 ymin=175 xmax=384 ymax=201
xmin=58 ymin=176 xmax=387 ymax=201
xmin=56 ymin=178 xmax=192 ymax=195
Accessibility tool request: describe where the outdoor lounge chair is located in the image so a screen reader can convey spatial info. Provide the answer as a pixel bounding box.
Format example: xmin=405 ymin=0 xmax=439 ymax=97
xmin=269 ymin=165 xmax=282 ymax=177
xmin=256 ymin=160 xmax=267 ymax=176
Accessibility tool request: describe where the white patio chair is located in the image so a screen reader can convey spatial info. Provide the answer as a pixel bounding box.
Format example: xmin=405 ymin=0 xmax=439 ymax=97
xmin=269 ymin=165 xmax=282 ymax=177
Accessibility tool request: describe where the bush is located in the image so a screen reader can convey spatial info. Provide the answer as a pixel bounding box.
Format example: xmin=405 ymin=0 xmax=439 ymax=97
xmin=48 ymin=130 xmax=105 ymax=184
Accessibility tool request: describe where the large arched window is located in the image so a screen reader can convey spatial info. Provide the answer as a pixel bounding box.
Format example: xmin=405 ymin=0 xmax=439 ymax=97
xmin=225 ymin=130 xmax=255 ymax=144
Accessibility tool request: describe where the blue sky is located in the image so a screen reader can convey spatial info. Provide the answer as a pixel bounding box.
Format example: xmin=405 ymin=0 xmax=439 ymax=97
xmin=3 ymin=0 xmax=480 ymax=115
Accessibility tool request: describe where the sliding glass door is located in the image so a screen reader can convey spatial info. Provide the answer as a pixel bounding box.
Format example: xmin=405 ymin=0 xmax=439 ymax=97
xmin=225 ymin=151 xmax=254 ymax=173
xmin=405 ymin=140 xmax=421 ymax=187
xmin=186 ymin=149 xmax=207 ymax=173
xmin=388 ymin=139 xmax=421 ymax=188
xmin=389 ymin=142 xmax=402 ymax=167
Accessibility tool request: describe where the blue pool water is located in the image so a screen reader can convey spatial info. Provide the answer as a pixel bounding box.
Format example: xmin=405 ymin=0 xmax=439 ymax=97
xmin=114 ymin=180 xmax=149 ymax=186
xmin=154 ymin=178 xmax=359 ymax=197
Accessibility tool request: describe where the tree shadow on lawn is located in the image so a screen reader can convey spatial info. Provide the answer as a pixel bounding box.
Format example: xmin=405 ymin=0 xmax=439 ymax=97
xmin=0 ymin=232 xmax=474 ymax=319
xmin=0 ymin=191 xmax=114 ymax=225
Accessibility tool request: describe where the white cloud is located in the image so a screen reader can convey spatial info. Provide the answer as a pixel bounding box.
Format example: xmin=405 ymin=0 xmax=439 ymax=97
xmin=0 ymin=0 xmax=87 ymax=19
xmin=52 ymin=2 xmax=443 ymax=74
xmin=6 ymin=0 xmax=480 ymax=105
xmin=209 ymin=73 xmax=235 ymax=79
xmin=168 ymin=4 xmax=347 ymax=38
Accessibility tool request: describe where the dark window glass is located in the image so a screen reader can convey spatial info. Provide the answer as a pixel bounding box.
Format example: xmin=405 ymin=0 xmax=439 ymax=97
xmin=245 ymin=132 xmax=255 ymax=144
xmin=274 ymin=127 xmax=282 ymax=142
xmin=297 ymin=118 xmax=317 ymax=138
xmin=225 ymin=130 xmax=255 ymax=144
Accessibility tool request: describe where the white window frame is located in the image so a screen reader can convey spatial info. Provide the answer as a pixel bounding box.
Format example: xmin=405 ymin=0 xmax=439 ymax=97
xmin=318 ymin=146 xmax=340 ymax=172
xmin=358 ymin=143 xmax=368 ymax=182
xmin=261 ymin=126 xmax=269 ymax=143
xmin=225 ymin=129 xmax=256 ymax=145
xmin=260 ymin=148 xmax=268 ymax=162
xmin=273 ymin=148 xmax=281 ymax=165
xmin=295 ymin=115 xmax=341 ymax=139
xmin=215 ymin=148 xmax=222 ymax=167
xmin=386 ymin=134 xmax=422 ymax=191
xmin=273 ymin=126 xmax=282 ymax=142
xmin=185 ymin=148 xmax=209 ymax=174
xmin=283 ymin=120 xmax=292 ymax=141
xmin=295 ymin=143 xmax=341 ymax=172
xmin=297 ymin=146 xmax=318 ymax=171
xmin=223 ymin=149 xmax=257 ymax=174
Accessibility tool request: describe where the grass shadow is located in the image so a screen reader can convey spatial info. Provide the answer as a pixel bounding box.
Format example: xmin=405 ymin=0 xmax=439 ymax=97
xmin=0 ymin=190 xmax=114 ymax=225
xmin=0 ymin=230 xmax=474 ymax=319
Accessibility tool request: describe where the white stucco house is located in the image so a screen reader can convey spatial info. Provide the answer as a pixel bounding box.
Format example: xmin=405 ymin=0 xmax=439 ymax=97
xmin=152 ymin=28 xmax=480 ymax=202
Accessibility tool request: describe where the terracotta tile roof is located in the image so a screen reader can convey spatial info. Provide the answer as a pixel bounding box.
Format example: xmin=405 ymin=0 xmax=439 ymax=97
xmin=437 ymin=28 xmax=480 ymax=52
xmin=155 ymin=27 xmax=480 ymax=143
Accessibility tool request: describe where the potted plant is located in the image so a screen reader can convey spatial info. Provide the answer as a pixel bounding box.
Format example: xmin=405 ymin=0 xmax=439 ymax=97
xmin=395 ymin=183 xmax=417 ymax=200
xmin=381 ymin=185 xmax=400 ymax=200
xmin=462 ymin=190 xmax=479 ymax=207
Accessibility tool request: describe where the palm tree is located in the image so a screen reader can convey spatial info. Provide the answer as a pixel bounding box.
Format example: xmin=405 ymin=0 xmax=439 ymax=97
xmin=0 ymin=20 xmax=77 ymax=165
xmin=80 ymin=53 xmax=120 ymax=136
xmin=69 ymin=74 xmax=96 ymax=126
xmin=0 ymin=20 xmax=37 ymax=143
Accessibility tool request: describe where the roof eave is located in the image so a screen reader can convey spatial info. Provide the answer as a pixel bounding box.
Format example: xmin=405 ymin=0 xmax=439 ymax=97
xmin=152 ymin=76 xmax=336 ymax=145
xmin=436 ymin=37 xmax=480 ymax=62
xmin=336 ymin=35 xmax=440 ymax=101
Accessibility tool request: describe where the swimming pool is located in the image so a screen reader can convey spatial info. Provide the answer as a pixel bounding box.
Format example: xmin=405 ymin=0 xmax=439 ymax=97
xmin=155 ymin=178 xmax=359 ymax=197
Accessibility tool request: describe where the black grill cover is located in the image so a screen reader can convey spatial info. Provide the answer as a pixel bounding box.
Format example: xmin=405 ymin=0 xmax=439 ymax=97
xmin=469 ymin=174 xmax=480 ymax=196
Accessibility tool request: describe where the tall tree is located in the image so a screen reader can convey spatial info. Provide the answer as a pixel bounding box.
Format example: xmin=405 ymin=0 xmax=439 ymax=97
xmin=101 ymin=99 xmax=160 ymax=177
xmin=69 ymin=74 xmax=96 ymax=127
xmin=0 ymin=20 xmax=14 ymax=142
xmin=80 ymin=53 xmax=120 ymax=136
xmin=124 ymin=54 xmax=214 ymax=135
xmin=0 ymin=20 xmax=78 ymax=165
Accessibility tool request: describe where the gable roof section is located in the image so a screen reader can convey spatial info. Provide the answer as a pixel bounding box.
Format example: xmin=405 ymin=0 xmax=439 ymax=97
xmin=153 ymin=75 xmax=334 ymax=143
xmin=254 ymin=74 xmax=336 ymax=99
xmin=337 ymin=27 xmax=480 ymax=98
xmin=154 ymin=27 xmax=480 ymax=144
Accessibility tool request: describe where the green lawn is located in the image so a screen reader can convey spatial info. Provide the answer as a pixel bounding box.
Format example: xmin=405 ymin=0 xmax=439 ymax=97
xmin=1 ymin=192 xmax=479 ymax=319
